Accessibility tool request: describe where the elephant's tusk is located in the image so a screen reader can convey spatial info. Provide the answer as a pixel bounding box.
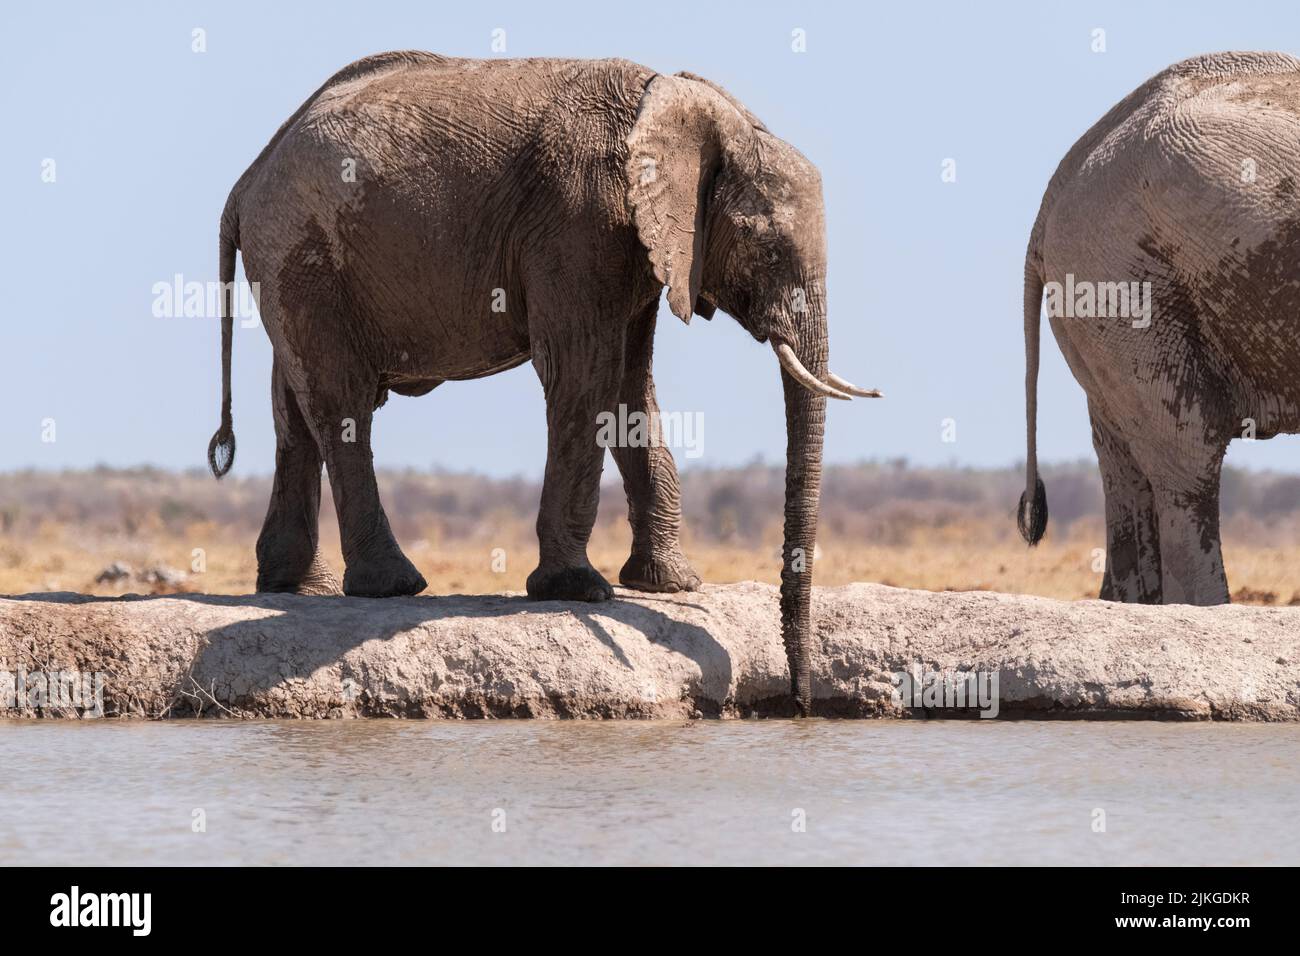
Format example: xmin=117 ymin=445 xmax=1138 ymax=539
xmin=826 ymin=372 xmax=883 ymax=399
xmin=773 ymin=343 xmax=853 ymax=400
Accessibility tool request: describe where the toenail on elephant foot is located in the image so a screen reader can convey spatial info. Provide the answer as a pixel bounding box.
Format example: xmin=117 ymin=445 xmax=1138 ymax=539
xmin=342 ymin=554 xmax=427 ymax=598
xmin=618 ymin=552 xmax=702 ymax=593
xmin=526 ymin=565 xmax=614 ymax=602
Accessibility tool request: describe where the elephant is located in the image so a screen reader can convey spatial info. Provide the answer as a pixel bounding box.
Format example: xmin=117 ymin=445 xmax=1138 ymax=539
xmin=1019 ymin=51 xmax=1300 ymax=605
xmin=207 ymin=51 xmax=879 ymax=713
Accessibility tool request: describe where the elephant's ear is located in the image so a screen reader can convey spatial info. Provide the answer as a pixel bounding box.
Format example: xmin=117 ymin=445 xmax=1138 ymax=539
xmin=625 ymin=74 xmax=750 ymax=324
xmin=674 ymin=72 xmax=768 ymax=133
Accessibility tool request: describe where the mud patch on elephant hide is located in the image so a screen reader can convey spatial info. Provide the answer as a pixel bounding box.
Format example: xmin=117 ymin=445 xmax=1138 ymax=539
xmin=276 ymin=217 xmax=351 ymax=333
xmin=1135 ymin=232 xmax=1232 ymax=436
xmin=1208 ymin=216 xmax=1300 ymax=422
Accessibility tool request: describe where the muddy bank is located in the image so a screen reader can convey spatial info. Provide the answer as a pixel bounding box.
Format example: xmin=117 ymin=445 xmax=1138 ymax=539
xmin=0 ymin=583 xmax=1297 ymax=719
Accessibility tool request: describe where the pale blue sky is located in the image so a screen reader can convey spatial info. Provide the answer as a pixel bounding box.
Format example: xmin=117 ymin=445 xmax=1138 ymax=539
xmin=4 ymin=0 xmax=1299 ymax=477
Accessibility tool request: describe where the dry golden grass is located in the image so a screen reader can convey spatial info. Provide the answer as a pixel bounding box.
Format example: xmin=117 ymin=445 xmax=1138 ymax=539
xmin=5 ymin=463 xmax=1298 ymax=603
xmin=4 ymin=512 xmax=1298 ymax=606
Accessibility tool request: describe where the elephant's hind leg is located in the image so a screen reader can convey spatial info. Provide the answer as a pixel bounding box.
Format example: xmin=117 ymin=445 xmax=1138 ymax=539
xmin=256 ymin=359 xmax=342 ymax=596
xmin=291 ymin=359 xmax=427 ymax=599
xmin=1140 ymin=437 xmax=1230 ymax=606
xmin=1090 ymin=407 xmax=1162 ymax=603
xmin=611 ymin=301 xmax=701 ymax=593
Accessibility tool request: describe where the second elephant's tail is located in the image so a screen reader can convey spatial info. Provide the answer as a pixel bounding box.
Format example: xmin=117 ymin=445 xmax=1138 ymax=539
xmin=207 ymin=197 xmax=238 ymax=479
xmin=1018 ymin=244 xmax=1048 ymax=545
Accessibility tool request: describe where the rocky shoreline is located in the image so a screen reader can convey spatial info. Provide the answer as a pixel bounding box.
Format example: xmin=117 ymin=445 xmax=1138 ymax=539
xmin=1 ymin=582 xmax=1297 ymax=720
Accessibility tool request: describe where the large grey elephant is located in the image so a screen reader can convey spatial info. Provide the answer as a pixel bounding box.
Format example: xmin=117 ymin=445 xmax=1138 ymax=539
xmin=207 ymin=51 xmax=878 ymax=712
xmin=1020 ymin=51 xmax=1300 ymax=605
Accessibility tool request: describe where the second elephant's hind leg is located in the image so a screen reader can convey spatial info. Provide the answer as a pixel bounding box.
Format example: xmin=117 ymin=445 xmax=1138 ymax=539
xmin=256 ymin=359 xmax=342 ymax=595
xmin=1090 ymin=408 xmax=1162 ymax=603
xmin=611 ymin=301 xmax=701 ymax=593
xmin=1143 ymin=441 xmax=1231 ymax=606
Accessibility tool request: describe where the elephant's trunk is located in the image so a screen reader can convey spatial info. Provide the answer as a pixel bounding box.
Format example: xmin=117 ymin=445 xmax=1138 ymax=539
xmin=777 ymin=307 xmax=829 ymax=716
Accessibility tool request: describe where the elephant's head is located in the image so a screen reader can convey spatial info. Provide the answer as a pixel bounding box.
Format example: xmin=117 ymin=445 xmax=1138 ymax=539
xmin=625 ymin=72 xmax=880 ymax=715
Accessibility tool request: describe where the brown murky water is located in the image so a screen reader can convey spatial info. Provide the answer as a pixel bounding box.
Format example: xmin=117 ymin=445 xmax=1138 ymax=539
xmin=1 ymin=720 xmax=1296 ymax=865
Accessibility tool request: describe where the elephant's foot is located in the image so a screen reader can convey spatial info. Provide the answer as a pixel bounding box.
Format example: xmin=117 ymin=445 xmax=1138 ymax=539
xmin=619 ymin=550 xmax=701 ymax=593
xmin=1098 ymin=575 xmax=1162 ymax=605
xmin=257 ymin=549 xmax=344 ymax=597
xmin=342 ymin=548 xmax=427 ymax=598
xmin=526 ymin=563 xmax=614 ymax=602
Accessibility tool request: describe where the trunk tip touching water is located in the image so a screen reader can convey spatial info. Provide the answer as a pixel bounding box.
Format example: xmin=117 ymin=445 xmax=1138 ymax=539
xmin=792 ymin=655 xmax=812 ymax=716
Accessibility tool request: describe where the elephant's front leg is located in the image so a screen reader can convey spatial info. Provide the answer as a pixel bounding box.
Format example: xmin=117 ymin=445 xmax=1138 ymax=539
xmin=255 ymin=359 xmax=342 ymax=595
xmin=1089 ymin=407 xmax=1161 ymax=603
xmin=294 ymin=365 xmax=427 ymax=599
xmin=611 ymin=300 xmax=700 ymax=593
xmin=526 ymin=335 xmax=623 ymax=603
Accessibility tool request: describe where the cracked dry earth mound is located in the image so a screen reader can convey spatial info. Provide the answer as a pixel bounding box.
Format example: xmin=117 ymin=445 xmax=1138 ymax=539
xmin=1 ymin=583 xmax=1297 ymax=719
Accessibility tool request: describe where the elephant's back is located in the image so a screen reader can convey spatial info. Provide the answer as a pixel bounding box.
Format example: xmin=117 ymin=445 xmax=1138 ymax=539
xmin=1039 ymin=52 xmax=1300 ymax=277
xmin=239 ymin=53 xmax=652 ymax=180
xmin=1062 ymin=52 xmax=1300 ymax=174
xmin=231 ymin=53 xmax=654 ymax=241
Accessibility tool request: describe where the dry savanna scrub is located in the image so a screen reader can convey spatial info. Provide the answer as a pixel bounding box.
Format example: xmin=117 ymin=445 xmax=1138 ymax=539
xmin=2 ymin=463 xmax=1298 ymax=605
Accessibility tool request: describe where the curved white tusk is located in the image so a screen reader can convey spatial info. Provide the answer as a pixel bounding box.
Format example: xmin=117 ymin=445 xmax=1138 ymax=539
xmin=826 ymin=372 xmax=883 ymax=399
xmin=773 ymin=343 xmax=853 ymax=400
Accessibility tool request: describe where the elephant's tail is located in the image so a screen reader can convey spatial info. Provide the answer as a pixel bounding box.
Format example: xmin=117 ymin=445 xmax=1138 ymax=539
xmin=1018 ymin=247 xmax=1048 ymax=545
xmin=207 ymin=199 xmax=238 ymax=479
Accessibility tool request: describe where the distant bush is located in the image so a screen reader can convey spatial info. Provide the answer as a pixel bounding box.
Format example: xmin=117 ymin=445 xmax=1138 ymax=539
xmin=0 ymin=460 xmax=1295 ymax=546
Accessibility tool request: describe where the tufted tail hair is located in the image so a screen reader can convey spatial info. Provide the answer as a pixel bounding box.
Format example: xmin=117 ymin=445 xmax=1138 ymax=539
xmin=207 ymin=203 xmax=238 ymax=479
xmin=1018 ymin=251 xmax=1047 ymax=544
